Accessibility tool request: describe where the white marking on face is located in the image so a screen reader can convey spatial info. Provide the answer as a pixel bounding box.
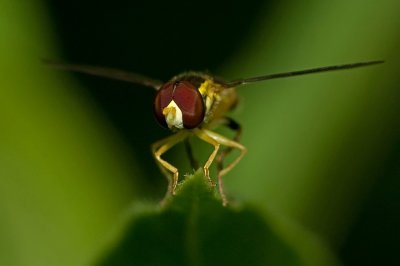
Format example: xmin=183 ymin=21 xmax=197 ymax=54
xmin=162 ymin=100 xmax=184 ymax=129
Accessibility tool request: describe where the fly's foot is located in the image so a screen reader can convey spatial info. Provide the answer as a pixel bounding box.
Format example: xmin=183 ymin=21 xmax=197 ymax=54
xmin=203 ymin=167 xmax=216 ymax=187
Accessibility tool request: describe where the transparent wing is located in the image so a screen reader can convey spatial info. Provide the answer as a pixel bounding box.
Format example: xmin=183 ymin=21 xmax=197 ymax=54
xmin=44 ymin=60 xmax=163 ymax=90
xmin=222 ymin=60 xmax=384 ymax=88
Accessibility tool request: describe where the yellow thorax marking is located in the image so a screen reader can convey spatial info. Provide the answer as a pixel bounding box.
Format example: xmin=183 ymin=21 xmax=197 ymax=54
xmin=198 ymin=79 xmax=222 ymax=113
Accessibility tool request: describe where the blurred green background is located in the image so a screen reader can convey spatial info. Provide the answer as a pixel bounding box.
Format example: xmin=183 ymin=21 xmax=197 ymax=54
xmin=1 ymin=0 xmax=399 ymax=265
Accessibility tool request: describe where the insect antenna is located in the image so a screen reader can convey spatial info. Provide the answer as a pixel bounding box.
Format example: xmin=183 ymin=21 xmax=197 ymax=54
xmin=43 ymin=59 xmax=163 ymax=90
xmin=224 ymin=60 xmax=384 ymax=87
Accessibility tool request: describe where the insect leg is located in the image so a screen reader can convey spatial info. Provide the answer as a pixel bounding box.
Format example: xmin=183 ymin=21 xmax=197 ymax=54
xmin=214 ymin=117 xmax=242 ymax=174
xmin=193 ymin=128 xmax=247 ymax=206
xmin=184 ymin=138 xmax=199 ymax=170
xmin=192 ymin=128 xmax=221 ymax=186
xmin=151 ymin=131 xmax=189 ymax=198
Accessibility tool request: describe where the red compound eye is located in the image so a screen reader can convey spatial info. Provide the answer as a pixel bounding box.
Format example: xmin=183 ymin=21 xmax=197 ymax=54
xmin=154 ymin=81 xmax=205 ymax=129
xmin=154 ymin=81 xmax=173 ymax=128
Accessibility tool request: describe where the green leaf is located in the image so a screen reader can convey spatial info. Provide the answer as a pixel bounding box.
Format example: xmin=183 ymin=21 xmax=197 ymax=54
xmin=98 ymin=170 xmax=338 ymax=266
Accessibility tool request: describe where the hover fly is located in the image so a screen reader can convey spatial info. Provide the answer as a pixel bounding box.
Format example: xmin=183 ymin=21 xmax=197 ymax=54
xmin=47 ymin=60 xmax=383 ymax=205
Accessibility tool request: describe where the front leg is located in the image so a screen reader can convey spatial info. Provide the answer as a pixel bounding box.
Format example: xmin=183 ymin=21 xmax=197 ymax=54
xmin=192 ymin=128 xmax=220 ymax=186
xmin=193 ymin=128 xmax=247 ymax=206
xmin=151 ymin=131 xmax=189 ymax=199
